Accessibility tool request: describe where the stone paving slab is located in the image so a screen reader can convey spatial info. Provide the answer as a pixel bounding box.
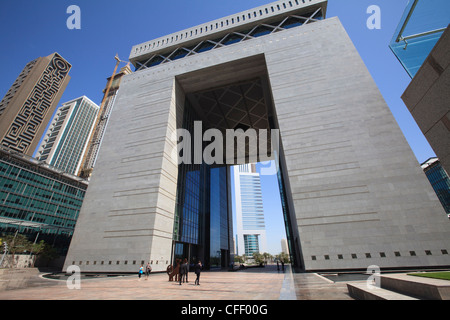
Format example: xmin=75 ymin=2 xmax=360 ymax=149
xmin=0 ymin=265 xmax=352 ymax=300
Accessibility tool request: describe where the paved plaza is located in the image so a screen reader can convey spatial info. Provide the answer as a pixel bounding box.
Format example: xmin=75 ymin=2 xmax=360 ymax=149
xmin=0 ymin=265 xmax=352 ymax=300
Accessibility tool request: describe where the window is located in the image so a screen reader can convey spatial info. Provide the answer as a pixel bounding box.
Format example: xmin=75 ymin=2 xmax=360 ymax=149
xmin=324 ymin=255 xmax=330 ymax=260
xmin=442 ymin=249 xmax=448 ymax=255
xmin=351 ymin=254 xmax=357 ymax=259
xmin=410 ymin=251 xmax=416 ymax=256
xmin=365 ymin=253 xmax=371 ymax=258
xmin=394 ymin=251 xmax=401 ymax=257
xmin=337 ymin=254 xmax=343 ymax=260
xmin=425 ymin=250 xmax=432 ymax=256
xmin=379 ymin=252 xmax=386 ymax=258
xmin=311 ymin=256 xmax=316 ymax=261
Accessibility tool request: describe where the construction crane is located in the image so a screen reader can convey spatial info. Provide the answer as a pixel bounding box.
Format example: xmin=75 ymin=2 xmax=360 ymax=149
xmin=78 ymin=54 xmax=129 ymax=178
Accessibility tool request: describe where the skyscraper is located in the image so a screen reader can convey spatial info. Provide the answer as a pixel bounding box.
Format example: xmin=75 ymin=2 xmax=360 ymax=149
xmin=0 ymin=53 xmax=71 ymax=156
xmin=35 ymin=96 xmax=99 ymax=175
xmin=64 ymin=0 xmax=450 ymax=273
xmin=78 ymin=64 xmax=132 ymax=178
xmin=234 ymin=164 xmax=267 ymax=257
xmin=281 ymin=239 xmax=290 ymax=256
xmin=421 ymin=157 xmax=450 ymax=219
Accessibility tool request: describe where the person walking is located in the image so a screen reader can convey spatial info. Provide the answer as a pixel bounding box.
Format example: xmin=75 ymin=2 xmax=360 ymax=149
xmin=184 ymin=258 xmax=189 ymax=283
xmin=179 ymin=258 xmax=188 ymax=285
xmin=138 ymin=264 xmax=144 ymax=280
xmin=194 ymin=260 xmax=202 ymax=285
xmin=145 ymin=262 xmax=152 ymax=280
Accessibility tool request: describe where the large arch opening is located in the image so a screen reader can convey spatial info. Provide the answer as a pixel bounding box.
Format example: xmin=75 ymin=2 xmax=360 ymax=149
xmin=172 ymin=54 xmax=304 ymax=271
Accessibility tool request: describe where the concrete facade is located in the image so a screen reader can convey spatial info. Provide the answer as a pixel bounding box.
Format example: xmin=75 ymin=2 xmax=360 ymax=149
xmin=64 ymin=0 xmax=450 ymax=273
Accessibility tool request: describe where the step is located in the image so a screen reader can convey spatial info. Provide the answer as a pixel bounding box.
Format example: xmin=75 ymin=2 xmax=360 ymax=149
xmin=380 ymin=273 xmax=450 ymax=300
xmin=347 ymin=282 xmax=418 ymax=300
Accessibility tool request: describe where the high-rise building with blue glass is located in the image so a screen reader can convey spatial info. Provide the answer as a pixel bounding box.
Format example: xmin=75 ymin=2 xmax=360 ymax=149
xmin=421 ymin=158 xmax=450 ymax=219
xmin=234 ymin=163 xmax=267 ymax=258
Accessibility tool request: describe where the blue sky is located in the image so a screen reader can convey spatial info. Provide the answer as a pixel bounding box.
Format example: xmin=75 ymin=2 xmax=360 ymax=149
xmin=0 ymin=0 xmax=437 ymax=255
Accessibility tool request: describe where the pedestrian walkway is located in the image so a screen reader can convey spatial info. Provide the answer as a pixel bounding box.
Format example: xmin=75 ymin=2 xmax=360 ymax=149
xmin=0 ymin=265 xmax=352 ymax=300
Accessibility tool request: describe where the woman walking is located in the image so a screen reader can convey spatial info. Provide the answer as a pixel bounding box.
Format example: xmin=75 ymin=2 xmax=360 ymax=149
xmin=138 ymin=265 xmax=144 ymax=280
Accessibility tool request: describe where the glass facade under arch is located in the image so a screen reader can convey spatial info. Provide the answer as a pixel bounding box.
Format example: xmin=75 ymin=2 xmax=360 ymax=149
xmin=172 ymin=100 xmax=231 ymax=270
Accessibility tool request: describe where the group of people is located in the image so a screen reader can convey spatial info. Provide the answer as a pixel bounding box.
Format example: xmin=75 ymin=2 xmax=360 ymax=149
xmin=179 ymin=258 xmax=203 ymax=285
xmin=138 ymin=259 xmax=203 ymax=285
xmin=138 ymin=262 xmax=152 ymax=280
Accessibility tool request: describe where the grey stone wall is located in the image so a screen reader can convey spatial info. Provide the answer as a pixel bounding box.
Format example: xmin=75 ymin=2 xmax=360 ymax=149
xmin=64 ymin=17 xmax=450 ymax=273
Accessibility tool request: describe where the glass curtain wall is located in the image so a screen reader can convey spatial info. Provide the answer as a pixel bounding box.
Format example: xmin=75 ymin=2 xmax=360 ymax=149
xmin=0 ymin=155 xmax=87 ymax=254
xmin=172 ymin=99 xmax=230 ymax=270
xmin=424 ymin=162 xmax=450 ymax=217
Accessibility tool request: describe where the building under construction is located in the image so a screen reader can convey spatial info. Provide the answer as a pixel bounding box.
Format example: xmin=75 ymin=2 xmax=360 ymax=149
xmin=78 ymin=62 xmax=132 ymax=179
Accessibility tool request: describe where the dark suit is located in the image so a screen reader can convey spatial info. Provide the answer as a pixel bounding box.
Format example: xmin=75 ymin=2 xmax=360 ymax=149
xmin=179 ymin=262 xmax=188 ymax=284
xmin=194 ymin=263 xmax=202 ymax=285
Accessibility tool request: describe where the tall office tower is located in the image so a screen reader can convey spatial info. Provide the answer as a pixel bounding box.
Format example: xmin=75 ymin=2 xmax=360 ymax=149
xmin=234 ymin=164 xmax=267 ymax=257
xmin=421 ymin=157 xmax=450 ymax=219
xmin=35 ymin=96 xmax=99 ymax=176
xmin=78 ymin=64 xmax=132 ymax=178
xmin=64 ymin=0 xmax=450 ymax=273
xmin=281 ymin=239 xmax=290 ymax=256
xmin=0 ymin=53 xmax=71 ymax=156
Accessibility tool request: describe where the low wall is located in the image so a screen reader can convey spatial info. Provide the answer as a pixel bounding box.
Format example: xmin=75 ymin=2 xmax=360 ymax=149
xmin=0 ymin=254 xmax=36 ymax=269
xmin=0 ymin=268 xmax=40 ymax=290
xmin=1 ymin=254 xmax=65 ymax=270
